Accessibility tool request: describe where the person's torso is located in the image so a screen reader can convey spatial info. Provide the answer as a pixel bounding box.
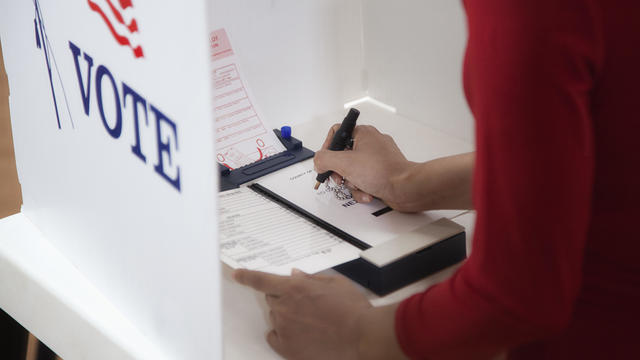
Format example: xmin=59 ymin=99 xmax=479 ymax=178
xmin=463 ymin=0 xmax=640 ymax=358
xmin=513 ymin=1 xmax=640 ymax=358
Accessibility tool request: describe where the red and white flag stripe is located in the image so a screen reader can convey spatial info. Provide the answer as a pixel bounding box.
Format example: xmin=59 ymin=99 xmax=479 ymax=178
xmin=87 ymin=0 xmax=144 ymax=58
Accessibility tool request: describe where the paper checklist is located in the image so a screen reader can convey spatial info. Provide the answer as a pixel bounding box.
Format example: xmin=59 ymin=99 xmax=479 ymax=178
xmin=210 ymin=28 xmax=285 ymax=170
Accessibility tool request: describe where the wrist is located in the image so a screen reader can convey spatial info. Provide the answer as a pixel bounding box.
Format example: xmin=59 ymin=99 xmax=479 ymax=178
xmin=355 ymin=304 xmax=406 ymax=359
xmin=387 ymin=161 xmax=425 ymax=212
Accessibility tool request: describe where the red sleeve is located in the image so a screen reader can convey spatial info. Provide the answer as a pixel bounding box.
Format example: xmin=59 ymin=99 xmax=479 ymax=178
xmin=396 ymin=1 xmax=603 ymax=358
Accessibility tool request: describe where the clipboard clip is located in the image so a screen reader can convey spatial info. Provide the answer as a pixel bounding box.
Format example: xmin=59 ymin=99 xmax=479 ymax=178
xmin=219 ymin=128 xmax=315 ymax=191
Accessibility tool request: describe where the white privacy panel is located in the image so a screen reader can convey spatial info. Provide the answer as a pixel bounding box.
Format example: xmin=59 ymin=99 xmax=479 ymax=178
xmin=210 ymin=0 xmax=474 ymax=141
xmin=0 ymin=1 xmax=221 ymax=358
xmin=362 ymin=0 xmax=474 ymax=142
xmin=210 ymin=0 xmax=366 ymax=127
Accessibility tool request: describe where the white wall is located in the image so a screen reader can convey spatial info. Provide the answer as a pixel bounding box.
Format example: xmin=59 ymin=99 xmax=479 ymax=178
xmin=210 ymin=0 xmax=474 ymax=142
xmin=362 ymin=0 xmax=473 ymax=142
xmin=211 ymin=0 xmax=365 ymax=126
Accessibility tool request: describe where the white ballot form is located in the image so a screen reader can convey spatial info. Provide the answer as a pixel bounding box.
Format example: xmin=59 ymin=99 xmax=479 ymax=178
xmin=218 ymin=158 xmax=466 ymax=292
xmin=219 ymin=186 xmax=361 ymax=275
xmin=256 ymin=161 xmax=462 ymax=248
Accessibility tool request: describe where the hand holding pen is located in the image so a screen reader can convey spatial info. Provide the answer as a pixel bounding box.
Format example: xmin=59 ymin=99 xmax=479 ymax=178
xmin=314 ymin=108 xmax=360 ymax=190
xmin=313 ymin=116 xmax=414 ymax=206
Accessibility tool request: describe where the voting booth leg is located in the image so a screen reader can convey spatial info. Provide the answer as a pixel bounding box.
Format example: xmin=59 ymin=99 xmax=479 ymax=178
xmin=333 ymin=232 xmax=467 ymax=296
xmin=0 ymin=309 xmax=27 ymax=360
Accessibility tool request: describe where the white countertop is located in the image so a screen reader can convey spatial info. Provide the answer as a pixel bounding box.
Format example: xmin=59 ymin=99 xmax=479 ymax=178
xmin=222 ymin=103 xmax=476 ymax=359
xmin=0 ymin=102 xmax=475 ymax=359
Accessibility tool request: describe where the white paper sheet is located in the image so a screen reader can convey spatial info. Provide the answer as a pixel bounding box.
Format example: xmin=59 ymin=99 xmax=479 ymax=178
xmin=210 ymin=28 xmax=286 ymax=170
xmin=255 ymin=160 xmax=464 ymax=247
xmin=218 ymin=187 xmax=361 ymax=275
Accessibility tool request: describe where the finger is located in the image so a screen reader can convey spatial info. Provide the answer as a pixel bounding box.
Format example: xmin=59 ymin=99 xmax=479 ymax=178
xmin=350 ymin=125 xmax=376 ymax=150
xmin=266 ymin=330 xmax=286 ymax=357
xmin=290 ymin=267 xmax=333 ymax=282
xmin=307 ymin=272 xmax=337 ymax=283
xmin=351 ymin=189 xmax=373 ymax=203
xmin=269 ymin=310 xmax=277 ymax=327
xmin=320 ymin=123 xmax=342 ymax=150
xmin=292 ymin=268 xmax=321 ymax=284
xmin=313 ymin=149 xmax=356 ymax=178
xmin=330 ymin=173 xmax=344 ymax=185
xmin=350 ymin=125 xmax=363 ymax=143
xmin=344 ymin=179 xmax=358 ymax=190
xmin=343 ymin=180 xmax=373 ymax=202
xmin=265 ymin=294 xmax=278 ymax=308
xmin=307 ymin=271 xmax=356 ymax=284
xmin=291 ymin=268 xmax=308 ymax=277
xmin=233 ymin=269 xmax=289 ymax=296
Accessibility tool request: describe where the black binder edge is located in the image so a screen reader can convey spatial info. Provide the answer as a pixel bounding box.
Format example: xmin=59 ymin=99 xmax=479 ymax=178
xmin=248 ymin=183 xmax=371 ymax=251
xmin=334 ymin=231 xmax=466 ymax=296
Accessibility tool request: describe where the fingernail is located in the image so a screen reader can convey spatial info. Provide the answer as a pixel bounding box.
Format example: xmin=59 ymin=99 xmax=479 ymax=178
xmin=291 ymin=268 xmax=305 ymax=276
xmin=362 ymin=194 xmax=371 ymax=202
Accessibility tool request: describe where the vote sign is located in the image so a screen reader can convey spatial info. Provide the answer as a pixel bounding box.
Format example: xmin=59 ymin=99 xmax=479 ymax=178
xmin=0 ymin=1 xmax=221 ymax=358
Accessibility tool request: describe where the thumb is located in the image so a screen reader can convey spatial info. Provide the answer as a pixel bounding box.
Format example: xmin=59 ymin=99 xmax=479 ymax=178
xmin=292 ymin=268 xmax=336 ymax=283
xmin=291 ymin=268 xmax=307 ymax=277
xmin=313 ymin=149 xmax=355 ymax=177
xmin=291 ymin=268 xmax=318 ymax=281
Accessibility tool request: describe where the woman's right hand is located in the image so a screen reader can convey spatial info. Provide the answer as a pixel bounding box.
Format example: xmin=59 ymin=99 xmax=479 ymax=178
xmin=313 ymin=124 xmax=416 ymax=210
xmin=314 ymin=124 xmax=475 ymax=212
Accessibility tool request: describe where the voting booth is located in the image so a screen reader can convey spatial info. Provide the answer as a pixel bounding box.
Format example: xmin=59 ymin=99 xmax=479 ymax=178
xmin=212 ymin=0 xmax=472 ymax=295
xmin=0 ymin=0 xmax=220 ymax=359
xmin=0 ymin=0 xmax=472 ymax=359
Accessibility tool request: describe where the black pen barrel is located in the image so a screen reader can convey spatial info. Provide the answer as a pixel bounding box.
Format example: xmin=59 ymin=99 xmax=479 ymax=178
xmin=314 ymin=108 xmax=359 ymax=188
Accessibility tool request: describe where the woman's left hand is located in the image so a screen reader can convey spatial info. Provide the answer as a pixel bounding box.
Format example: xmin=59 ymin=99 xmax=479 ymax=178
xmin=233 ymin=268 xmax=372 ymax=360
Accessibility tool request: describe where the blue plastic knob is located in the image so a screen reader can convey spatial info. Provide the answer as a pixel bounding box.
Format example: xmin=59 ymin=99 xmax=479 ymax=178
xmin=281 ymin=126 xmax=292 ymax=140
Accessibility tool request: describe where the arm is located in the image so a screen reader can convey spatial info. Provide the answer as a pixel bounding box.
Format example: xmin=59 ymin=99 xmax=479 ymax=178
xmin=395 ymin=0 xmax=601 ymax=358
xmin=313 ymin=124 xmax=474 ymax=212
xmin=390 ymin=152 xmax=474 ymax=212
xmin=356 ymin=304 xmax=405 ymax=359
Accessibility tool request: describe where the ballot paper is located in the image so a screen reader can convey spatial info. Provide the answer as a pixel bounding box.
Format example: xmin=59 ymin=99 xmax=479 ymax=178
xmin=210 ymin=28 xmax=286 ymax=169
xmin=218 ymin=159 xmax=464 ymax=275
xmin=219 ymin=187 xmax=361 ymax=275
xmin=256 ymin=160 xmax=464 ymax=248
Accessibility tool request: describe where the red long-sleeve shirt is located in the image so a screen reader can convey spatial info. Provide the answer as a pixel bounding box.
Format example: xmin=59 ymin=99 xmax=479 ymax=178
xmin=395 ymin=1 xmax=640 ymax=358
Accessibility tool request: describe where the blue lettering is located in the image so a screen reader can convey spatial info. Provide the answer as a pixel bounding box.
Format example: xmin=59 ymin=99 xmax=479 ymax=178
xmin=69 ymin=41 xmax=93 ymax=116
xmin=151 ymin=105 xmax=181 ymax=191
xmin=96 ymin=65 xmax=122 ymax=139
xmin=68 ymin=42 xmax=181 ymax=192
xmin=122 ymin=83 xmax=148 ymax=163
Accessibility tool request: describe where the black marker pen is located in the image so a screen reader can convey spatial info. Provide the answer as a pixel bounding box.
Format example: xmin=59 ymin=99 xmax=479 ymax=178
xmin=314 ymin=108 xmax=359 ymax=190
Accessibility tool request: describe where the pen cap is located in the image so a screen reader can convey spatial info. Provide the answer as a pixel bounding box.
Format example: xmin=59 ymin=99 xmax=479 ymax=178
xmin=328 ymin=108 xmax=359 ymax=150
xmin=342 ymin=108 xmax=359 ymax=130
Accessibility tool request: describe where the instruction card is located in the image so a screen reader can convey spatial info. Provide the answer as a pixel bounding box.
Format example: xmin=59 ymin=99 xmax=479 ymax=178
xmin=211 ymin=28 xmax=285 ymax=170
